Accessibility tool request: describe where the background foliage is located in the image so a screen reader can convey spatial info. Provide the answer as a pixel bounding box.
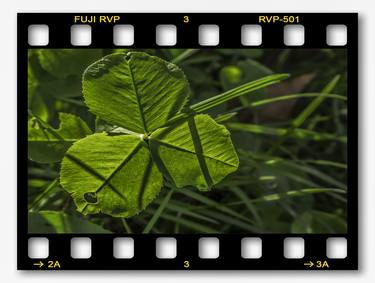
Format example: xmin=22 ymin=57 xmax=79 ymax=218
xmin=27 ymin=48 xmax=348 ymax=234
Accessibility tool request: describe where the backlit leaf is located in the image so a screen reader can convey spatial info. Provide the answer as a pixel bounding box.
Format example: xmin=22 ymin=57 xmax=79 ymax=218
xmin=28 ymin=112 xmax=92 ymax=163
xmin=150 ymin=114 xmax=239 ymax=191
xmin=83 ymin=52 xmax=190 ymax=134
xmin=60 ymin=133 xmax=163 ymax=217
xmin=38 ymin=49 xmax=103 ymax=79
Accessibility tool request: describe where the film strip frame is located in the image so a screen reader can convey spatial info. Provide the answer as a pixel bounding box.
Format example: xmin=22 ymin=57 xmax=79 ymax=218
xmin=18 ymin=13 xmax=358 ymax=270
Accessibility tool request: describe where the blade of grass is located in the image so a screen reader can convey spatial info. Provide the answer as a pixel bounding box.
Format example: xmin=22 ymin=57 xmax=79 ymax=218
xmin=28 ymin=167 xmax=59 ymax=179
xmin=155 ymin=199 xmax=220 ymax=224
xmin=222 ymin=188 xmax=346 ymax=207
xmin=240 ymin=151 xmax=347 ymax=188
xmin=28 ymin=178 xmax=59 ymax=211
xmin=229 ymin=187 xmax=263 ymax=229
xmin=174 ymin=212 xmax=182 ymax=233
xmin=275 ymin=49 xmax=291 ymax=71
xmin=227 ymin=123 xmax=347 ymax=143
xmin=121 ymin=219 xmax=133 ymax=234
xmin=142 ymin=188 xmax=174 ymax=234
xmin=303 ymin=159 xmax=347 ymax=169
xmin=171 ymin=49 xmax=199 ymax=64
xmin=178 ymin=189 xmax=255 ymax=224
xmin=145 ymin=209 xmax=219 ymax=233
xmin=191 ymin=74 xmax=290 ymax=113
xmin=134 ymin=217 xmax=161 ymax=233
xmin=225 ymin=93 xmax=346 ymax=115
xmin=163 ymin=74 xmax=289 ymax=127
xmin=242 ymin=150 xmax=347 ymax=170
xmin=282 ymin=172 xmax=318 ymax=187
xmin=58 ymin=97 xmax=86 ymax=107
xmin=293 ymin=75 xmax=341 ymax=128
xmin=215 ymin=112 xmax=238 ymax=123
xmin=255 ymin=92 xmax=346 ymax=108
xmin=198 ymin=210 xmax=261 ymax=233
xmin=254 ymin=188 xmax=346 ymax=202
xmin=28 ymin=110 xmax=65 ymax=141
xmin=267 ymin=75 xmax=341 ymax=154
xmin=182 ymin=55 xmax=221 ymax=65
xmin=283 ymin=162 xmax=347 ymax=189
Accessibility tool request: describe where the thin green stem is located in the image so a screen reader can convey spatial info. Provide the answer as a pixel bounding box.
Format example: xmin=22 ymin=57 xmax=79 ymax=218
xmin=174 ymin=212 xmax=182 ymax=233
xmin=223 ymin=93 xmax=346 ymax=116
xmin=227 ymin=123 xmax=347 ymax=143
xmin=142 ymin=188 xmax=174 ymax=234
xmin=191 ymin=188 xmax=346 ymax=210
xmin=121 ymin=219 xmax=133 ymax=234
xmin=293 ymin=75 xmax=341 ymax=128
xmin=191 ymin=74 xmax=290 ymax=113
xmin=28 ymin=110 xmax=65 ymax=141
xmin=163 ymin=74 xmax=289 ymax=128
xmin=267 ymin=75 xmax=341 ymax=154
xmin=28 ymin=178 xmax=59 ymax=211
xmin=171 ymin=49 xmax=199 ymax=64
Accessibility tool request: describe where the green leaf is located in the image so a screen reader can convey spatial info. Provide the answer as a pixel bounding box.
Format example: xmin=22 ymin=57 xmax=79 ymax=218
xmin=150 ymin=114 xmax=239 ymax=191
xmin=83 ymin=52 xmax=190 ymax=134
xmin=60 ymin=133 xmax=163 ymax=217
xmin=28 ymin=112 xmax=92 ymax=163
xmin=34 ymin=49 xmax=102 ymax=98
xmin=37 ymin=49 xmax=103 ymax=79
xmin=28 ymin=211 xmax=111 ymax=233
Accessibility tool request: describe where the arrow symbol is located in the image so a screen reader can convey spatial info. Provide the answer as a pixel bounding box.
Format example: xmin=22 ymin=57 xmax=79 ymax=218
xmin=304 ymin=261 xmax=314 ymax=267
xmin=33 ymin=261 xmax=44 ymax=268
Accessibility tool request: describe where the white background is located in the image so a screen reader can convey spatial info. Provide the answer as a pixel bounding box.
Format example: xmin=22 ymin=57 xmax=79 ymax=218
xmin=0 ymin=0 xmax=373 ymax=281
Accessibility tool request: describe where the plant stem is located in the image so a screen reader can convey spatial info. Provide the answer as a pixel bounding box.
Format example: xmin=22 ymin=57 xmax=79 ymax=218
xmin=28 ymin=110 xmax=65 ymax=141
xmin=190 ymin=74 xmax=290 ymax=113
xmin=174 ymin=212 xmax=182 ymax=233
xmin=121 ymin=219 xmax=133 ymax=234
xmin=171 ymin=49 xmax=199 ymax=64
xmin=142 ymin=188 xmax=174 ymax=234
xmin=267 ymin=75 xmax=341 ymax=154
xmin=163 ymin=74 xmax=290 ymax=128
xmin=28 ymin=178 xmax=59 ymax=211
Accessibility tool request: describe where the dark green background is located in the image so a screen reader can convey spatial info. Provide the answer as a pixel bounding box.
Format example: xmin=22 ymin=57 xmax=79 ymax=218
xmin=27 ymin=48 xmax=348 ymax=234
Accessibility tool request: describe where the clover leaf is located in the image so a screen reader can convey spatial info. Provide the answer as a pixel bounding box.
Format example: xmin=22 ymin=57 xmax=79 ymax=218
xmin=57 ymin=52 xmax=240 ymax=217
xmin=60 ymin=133 xmax=163 ymax=217
xmin=29 ymin=51 xmax=288 ymax=218
xmin=28 ymin=112 xmax=92 ymax=163
xmin=83 ymin=52 xmax=190 ymax=134
xmin=149 ymin=114 xmax=239 ymax=191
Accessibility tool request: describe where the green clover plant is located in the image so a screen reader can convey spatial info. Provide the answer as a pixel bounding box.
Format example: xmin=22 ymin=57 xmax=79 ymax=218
xmin=29 ymin=51 xmax=288 ymax=218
